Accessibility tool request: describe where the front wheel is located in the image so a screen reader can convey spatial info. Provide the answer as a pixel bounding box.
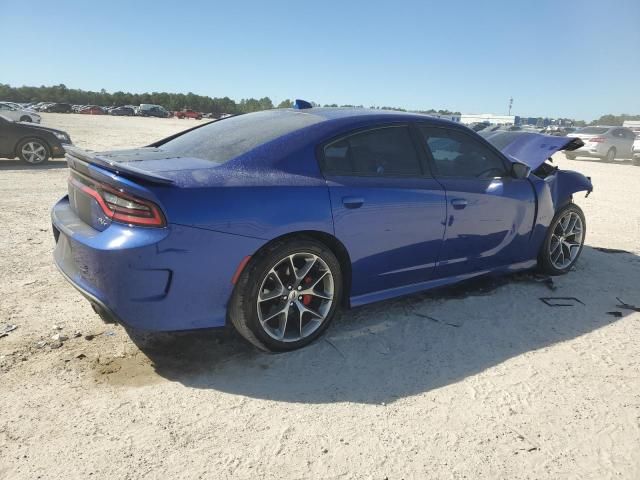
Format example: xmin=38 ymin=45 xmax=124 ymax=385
xmin=17 ymin=138 xmax=50 ymax=165
xmin=539 ymin=203 xmax=586 ymax=275
xmin=20 ymin=116 xmax=32 ymax=122
xmin=229 ymin=238 xmax=343 ymax=352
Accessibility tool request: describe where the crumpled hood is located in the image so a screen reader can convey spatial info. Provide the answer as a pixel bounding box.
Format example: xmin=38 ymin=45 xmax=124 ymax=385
xmin=480 ymin=131 xmax=584 ymax=170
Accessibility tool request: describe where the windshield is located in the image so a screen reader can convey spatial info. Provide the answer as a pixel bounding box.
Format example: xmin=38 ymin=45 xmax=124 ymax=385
xmin=158 ymin=109 xmax=323 ymax=164
xmin=577 ymin=127 xmax=608 ymax=134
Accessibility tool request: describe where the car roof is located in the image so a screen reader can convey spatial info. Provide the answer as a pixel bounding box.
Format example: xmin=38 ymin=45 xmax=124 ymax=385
xmin=280 ymin=107 xmax=459 ymax=129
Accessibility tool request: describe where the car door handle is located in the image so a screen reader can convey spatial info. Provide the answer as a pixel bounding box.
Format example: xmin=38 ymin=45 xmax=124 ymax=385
xmin=451 ymin=198 xmax=468 ymax=210
xmin=342 ymin=196 xmax=364 ymax=209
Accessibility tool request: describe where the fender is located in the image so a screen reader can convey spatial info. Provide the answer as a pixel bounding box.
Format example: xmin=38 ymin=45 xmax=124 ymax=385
xmin=548 ymin=169 xmax=593 ymax=209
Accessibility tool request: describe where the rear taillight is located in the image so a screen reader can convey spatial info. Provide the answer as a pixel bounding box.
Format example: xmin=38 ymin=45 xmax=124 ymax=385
xmin=589 ymin=137 xmax=605 ymax=143
xmin=69 ymin=174 xmax=166 ymax=227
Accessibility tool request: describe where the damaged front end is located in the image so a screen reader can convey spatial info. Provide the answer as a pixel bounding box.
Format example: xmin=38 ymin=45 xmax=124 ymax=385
xmin=482 ymin=130 xmax=593 ymax=206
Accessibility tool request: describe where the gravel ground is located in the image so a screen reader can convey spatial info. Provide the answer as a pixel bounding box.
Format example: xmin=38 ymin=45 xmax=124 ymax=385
xmin=0 ymin=113 xmax=639 ymax=479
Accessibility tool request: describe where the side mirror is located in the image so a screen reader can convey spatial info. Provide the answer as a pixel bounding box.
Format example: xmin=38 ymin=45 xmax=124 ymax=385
xmin=511 ymin=161 xmax=531 ymax=179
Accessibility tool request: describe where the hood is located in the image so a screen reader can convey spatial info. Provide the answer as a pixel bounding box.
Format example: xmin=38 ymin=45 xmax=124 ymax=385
xmin=481 ymin=131 xmax=584 ymax=170
xmin=18 ymin=122 xmax=66 ymax=136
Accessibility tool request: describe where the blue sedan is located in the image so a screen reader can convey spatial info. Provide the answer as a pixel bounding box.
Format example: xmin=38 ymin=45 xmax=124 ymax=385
xmin=52 ymin=106 xmax=592 ymax=351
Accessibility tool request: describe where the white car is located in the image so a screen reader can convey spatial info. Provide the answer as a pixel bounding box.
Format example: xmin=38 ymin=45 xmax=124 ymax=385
xmin=566 ymin=126 xmax=634 ymax=162
xmin=0 ymin=102 xmax=41 ymax=123
xmin=632 ymin=133 xmax=640 ymax=166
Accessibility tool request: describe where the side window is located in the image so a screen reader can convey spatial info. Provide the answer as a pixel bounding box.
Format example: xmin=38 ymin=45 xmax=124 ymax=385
xmin=322 ymin=126 xmax=422 ymax=176
xmin=612 ymin=128 xmax=626 ymax=138
xmin=418 ymin=126 xmax=508 ymax=178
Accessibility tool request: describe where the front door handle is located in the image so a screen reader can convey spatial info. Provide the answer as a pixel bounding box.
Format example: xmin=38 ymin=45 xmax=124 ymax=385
xmin=342 ymin=196 xmax=364 ymax=209
xmin=451 ymin=198 xmax=468 ymax=210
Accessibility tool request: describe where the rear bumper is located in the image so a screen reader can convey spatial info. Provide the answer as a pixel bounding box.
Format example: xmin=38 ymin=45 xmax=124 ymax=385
xmin=52 ymin=196 xmax=264 ymax=331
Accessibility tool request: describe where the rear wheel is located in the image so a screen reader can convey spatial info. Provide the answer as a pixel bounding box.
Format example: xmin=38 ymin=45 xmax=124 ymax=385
xmin=604 ymin=147 xmax=616 ymax=162
xmin=229 ymin=238 xmax=342 ymax=352
xmin=565 ymin=153 xmax=576 ymax=160
xmin=19 ymin=115 xmax=31 ymax=122
xmin=539 ymin=203 xmax=586 ymax=275
xmin=17 ymin=138 xmax=50 ymax=165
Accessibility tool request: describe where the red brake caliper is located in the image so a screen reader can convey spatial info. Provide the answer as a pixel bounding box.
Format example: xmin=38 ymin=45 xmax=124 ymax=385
xmin=302 ymin=276 xmax=313 ymax=305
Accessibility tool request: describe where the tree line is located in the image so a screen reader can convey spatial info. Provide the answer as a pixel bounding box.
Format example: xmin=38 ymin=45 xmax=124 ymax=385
xmin=3 ymin=84 xmax=635 ymax=125
xmin=0 ymin=83 xmax=460 ymax=117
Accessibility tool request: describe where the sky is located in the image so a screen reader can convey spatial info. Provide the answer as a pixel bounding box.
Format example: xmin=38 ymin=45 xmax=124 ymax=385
xmin=2 ymin=0 xmax=639 ymax=121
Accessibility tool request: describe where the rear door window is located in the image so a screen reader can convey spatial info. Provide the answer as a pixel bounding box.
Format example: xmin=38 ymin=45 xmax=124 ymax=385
xmin=322 ymin=126 xmax=423 ymax=176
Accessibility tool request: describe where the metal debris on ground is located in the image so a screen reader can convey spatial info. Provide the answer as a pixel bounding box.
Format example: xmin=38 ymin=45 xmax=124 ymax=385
xmin=615 ymin=297 xmax=640 ymax=312
xmin=539 ymin=297 xmax=585 ymax=307
xmin=606 ymin=311 xmax=623 ymax=318
xmin=0 ymin=324 xmax=18 ymax=338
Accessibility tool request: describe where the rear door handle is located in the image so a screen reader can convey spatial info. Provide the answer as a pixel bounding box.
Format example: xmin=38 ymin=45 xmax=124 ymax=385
xmin=342 ymin=196 xmax=364 ymax=209
xmin=451 ymin=198 xmax=468 ymax=210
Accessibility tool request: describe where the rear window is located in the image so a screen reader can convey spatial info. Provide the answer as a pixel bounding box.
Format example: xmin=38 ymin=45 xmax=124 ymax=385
xmin=577 ymin=127 xmax=608 ymax=134
xmin=158 ymin=110 xmax=323 ymax=164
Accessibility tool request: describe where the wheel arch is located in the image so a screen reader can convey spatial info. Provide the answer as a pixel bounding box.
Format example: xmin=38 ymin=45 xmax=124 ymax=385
xmin=248 ymin=230 xmax=353 ymax=308
xmin=14 ymin=136 xmax=52 ymax=158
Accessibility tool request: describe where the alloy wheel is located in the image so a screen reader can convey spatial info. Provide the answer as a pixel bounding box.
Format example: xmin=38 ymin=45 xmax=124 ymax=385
xmin=549 ymin=211 xmax=583 ymax=270
xmin=21 ymin=142 xmax=47 ymax=164
xmin=256 ymin=252 xmax=334 ymax=342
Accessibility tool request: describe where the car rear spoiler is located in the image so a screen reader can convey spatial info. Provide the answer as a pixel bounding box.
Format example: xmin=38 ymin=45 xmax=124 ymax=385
xmin=64 ymin=145 xmax=175 ymax=185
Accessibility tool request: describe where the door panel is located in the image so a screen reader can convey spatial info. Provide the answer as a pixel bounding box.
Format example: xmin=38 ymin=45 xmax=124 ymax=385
xmin=434 ymin=177 xmax=536 ymax=278
xmin=416 ymin=124 xmax=536 ymax=278
xmin=327 ymin=175 xmax=446 ymax=296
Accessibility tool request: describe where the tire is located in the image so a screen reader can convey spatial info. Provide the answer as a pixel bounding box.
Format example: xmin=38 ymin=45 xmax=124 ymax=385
xmin=539 ymin=203 xmax=586 ymax=275
xmin=229 ymin=237 xmax=343 ymax=352
xmin=632 ymin=157 xmax=640 ymax=167
xmin=604 ymin=147 xmax=616 ymax=162
xmin=16 ymin=138 xmax=50 ymax=165
xmin=566 ymin=153 xmax=576 ymax=160
xmin=20 ymin=116 xmax=32 ymax=122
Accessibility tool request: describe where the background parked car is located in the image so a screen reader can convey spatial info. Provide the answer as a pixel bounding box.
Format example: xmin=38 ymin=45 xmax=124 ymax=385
xmin=566 ymin=126 xmax=635 ymax=161
xmin=109 ymin=106 xmax=135 ymax=116
xmin=78 ymin=105 xmax=105 ymax=115
xmin=175 ymin=109 xmax=203 ymax=120
xmin=0 ymin=102 xmax=42 ymax=123
xmin=632 ymin=133 xmax=640 ymax=166
xmin=0 ymin=114 xmax=70 ymax=165
xmin=137 ymin=104 xmax=170 ymax=118
xmin=42 ymin=103 xmax=73 ymax=113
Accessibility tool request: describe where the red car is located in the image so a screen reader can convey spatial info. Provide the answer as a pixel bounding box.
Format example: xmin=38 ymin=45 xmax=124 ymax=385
xmin=78 ymin=106 xmax=105 ymax=115
xmin=175 ymin=109 xmax=202 ymax=120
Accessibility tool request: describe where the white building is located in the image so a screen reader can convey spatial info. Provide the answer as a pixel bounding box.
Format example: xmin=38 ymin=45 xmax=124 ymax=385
xmin=460 ymin=113 xmax=516 ymax=125
xmin=622 ymin=120 xmax=640 ymax=132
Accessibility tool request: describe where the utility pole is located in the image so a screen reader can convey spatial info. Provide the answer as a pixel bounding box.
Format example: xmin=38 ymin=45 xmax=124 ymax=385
xmin=508 ymin=97 xmax=513 ymax=116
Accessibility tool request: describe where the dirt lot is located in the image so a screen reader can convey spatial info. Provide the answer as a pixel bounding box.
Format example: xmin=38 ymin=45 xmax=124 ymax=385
xmin=1 ymin=113 xmax=639 ymax=479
